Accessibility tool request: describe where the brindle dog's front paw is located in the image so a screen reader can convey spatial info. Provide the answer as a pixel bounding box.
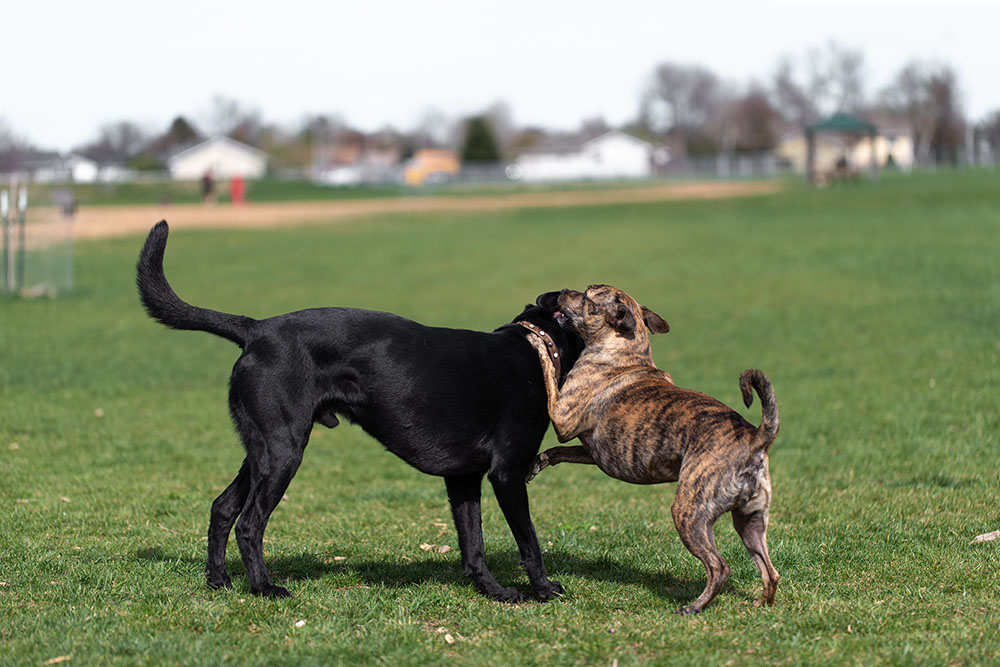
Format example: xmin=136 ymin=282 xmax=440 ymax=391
xmin=675 ymin=604 xmax=701 ymax=615
xmin=526 ymin=452 xmax=550 ymax=483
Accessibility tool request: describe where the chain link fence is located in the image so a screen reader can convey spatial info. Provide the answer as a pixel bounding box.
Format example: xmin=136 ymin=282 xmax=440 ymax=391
xmin=1 ymin=180 xmax=73 ymax=298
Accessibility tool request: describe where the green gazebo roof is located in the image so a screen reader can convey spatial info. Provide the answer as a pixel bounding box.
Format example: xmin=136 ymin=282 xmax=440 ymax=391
xmin=807 ymin=112 xmax=877 ymax=134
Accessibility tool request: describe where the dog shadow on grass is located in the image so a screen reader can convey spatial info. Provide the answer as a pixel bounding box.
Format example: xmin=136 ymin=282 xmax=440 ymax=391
xmin=136 ymin=546 xmax=732 ymax=605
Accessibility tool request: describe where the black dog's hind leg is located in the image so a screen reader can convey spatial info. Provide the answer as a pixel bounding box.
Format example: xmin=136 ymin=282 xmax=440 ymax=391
xmin=445 ymin=474 xmax=527 ymax=603
xmin=489 ymin=470 xmax=564 ymax=601
xmin=206 ymin=458 xmax=250 ymax=589
xmin=234 ymin=429 xmax=307 ymax=598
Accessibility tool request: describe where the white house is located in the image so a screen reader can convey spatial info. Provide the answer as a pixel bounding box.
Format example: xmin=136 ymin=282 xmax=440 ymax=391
xmin=512 ymin=130 xmax=663 ymax=182
xmin=168 ymin=136 xmax=267 ymax=180
xmin=29 ymin=153 xmax=131 ymax=183
xmin=63 ymin=154 xmax=99 ymax=182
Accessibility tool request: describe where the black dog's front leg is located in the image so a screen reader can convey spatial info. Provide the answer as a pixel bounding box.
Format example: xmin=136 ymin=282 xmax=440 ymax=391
xmin=489 ymin=472 xmax=564 ymax=602
xmin=444 ymin=474 xmax=527 ymax=602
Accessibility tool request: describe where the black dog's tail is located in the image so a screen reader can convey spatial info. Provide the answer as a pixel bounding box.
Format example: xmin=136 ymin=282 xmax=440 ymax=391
xmin=740 ymin=369 xmax=780 ymax=452
xmin=136 ymin=221 xmax=255 ymax=347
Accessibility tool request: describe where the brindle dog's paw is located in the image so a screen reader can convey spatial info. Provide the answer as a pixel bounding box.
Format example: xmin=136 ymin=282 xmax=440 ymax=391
xmin=526 ymin=452 xmax=550 ymax=483
xmin=675 ymin=604 xmax=701 ymax=616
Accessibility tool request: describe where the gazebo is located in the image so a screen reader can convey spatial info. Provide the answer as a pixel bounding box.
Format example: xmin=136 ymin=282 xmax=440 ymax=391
xmin=805 ymin=112 xmax=879 ymax=185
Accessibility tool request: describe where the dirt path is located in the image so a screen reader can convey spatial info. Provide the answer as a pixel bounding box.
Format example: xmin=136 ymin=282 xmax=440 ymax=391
xmin=46 ymin=180 xmax=780 ymax=241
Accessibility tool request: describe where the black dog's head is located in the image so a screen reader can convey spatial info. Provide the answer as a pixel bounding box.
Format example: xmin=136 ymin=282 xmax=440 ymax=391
xmin=508 ymin=291 xmax=585 ymax=385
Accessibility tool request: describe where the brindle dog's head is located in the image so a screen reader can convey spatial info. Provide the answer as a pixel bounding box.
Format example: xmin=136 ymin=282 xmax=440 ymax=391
xmin=551 ymin=284 xmax=669 ymax=347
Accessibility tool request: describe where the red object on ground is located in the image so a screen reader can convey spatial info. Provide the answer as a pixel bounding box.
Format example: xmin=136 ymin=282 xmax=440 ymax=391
xmin=230 ymin=177 xmax=245 ymax=205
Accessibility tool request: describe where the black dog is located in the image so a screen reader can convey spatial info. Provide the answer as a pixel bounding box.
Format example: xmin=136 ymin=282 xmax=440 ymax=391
xmin=136 ymin=221 xmax=582 ymax=602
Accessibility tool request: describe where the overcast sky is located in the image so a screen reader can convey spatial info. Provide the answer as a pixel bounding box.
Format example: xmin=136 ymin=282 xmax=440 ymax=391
xmin=3 ymin=0 xmax=998 ymax=151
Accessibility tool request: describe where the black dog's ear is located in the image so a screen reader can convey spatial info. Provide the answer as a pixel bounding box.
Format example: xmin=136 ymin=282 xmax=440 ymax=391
xmin=642 ymin=306 xmax=670 ymax=334
xmin=611 ymin=303 xmax=637 ymax=334
xmin=535 ymin=291 xmax=561 ymax=312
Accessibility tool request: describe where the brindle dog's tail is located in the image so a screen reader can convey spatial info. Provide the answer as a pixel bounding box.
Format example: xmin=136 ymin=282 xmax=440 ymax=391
xmin=136 ymin=220 xmax=255 ymax=348
xmin=740 ymin=369 xmax=779 ymax=452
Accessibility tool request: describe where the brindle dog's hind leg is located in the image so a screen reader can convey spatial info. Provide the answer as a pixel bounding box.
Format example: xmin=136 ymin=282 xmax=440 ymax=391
xmin=732 ymin=507 xmax=779 ymax=607
xmin=732 ymin=467 xmax=778 ymax=607
xmin=526 ymin=445 xmax=595 ymax=482
xmin=671 ymin=480 xmax=731 ymax=615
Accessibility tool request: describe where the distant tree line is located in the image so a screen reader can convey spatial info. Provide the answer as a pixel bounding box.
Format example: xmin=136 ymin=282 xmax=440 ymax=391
xmin=2 ymin=45 xmax=998 ymax=175
xmin=636 ymin=44 xmax=977 ymax=165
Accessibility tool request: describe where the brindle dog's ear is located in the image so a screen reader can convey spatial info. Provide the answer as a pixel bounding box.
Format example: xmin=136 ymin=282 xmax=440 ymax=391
xmin=611 ymin=303 xmax=637 ymax=334
xmin=642 ymin=306 xmax=670 ymax=334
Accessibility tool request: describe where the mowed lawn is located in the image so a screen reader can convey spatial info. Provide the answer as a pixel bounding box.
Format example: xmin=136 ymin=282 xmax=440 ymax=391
xmin=1 ymin=171 xmax=998 ymax=665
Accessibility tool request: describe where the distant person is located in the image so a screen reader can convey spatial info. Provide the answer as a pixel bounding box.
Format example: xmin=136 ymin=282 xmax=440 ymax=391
xmin=201 ymin=170 xmax=215 ymax=204
xmin=53 ymin=188 xmax=77 ymax=220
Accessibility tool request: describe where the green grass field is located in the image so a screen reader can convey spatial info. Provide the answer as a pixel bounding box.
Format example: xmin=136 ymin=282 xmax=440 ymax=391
xmin=1 ymin=171 xmax=998 ymax=664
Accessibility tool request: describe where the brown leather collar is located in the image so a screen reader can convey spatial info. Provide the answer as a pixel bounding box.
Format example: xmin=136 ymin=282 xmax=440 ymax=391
xmin=518 ymin=321 xmax=562 ymax=380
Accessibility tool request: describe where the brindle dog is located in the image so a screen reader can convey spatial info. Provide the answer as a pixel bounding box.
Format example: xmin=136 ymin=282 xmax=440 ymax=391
xmin=525 ymin=285 xmax=780 ymax=614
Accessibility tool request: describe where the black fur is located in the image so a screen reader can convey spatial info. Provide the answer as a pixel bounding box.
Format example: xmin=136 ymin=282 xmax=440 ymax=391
xmin=136 ymin=221 xmax=583 ymax=602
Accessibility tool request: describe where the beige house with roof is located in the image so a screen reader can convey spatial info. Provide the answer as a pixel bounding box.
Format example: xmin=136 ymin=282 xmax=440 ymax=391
xmin=775 ymin=123 xmax=915 ymax=174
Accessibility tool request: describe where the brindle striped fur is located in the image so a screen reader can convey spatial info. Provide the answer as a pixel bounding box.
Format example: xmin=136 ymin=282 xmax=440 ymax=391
xmin=526 ymin=285 xmax=780 ymax=615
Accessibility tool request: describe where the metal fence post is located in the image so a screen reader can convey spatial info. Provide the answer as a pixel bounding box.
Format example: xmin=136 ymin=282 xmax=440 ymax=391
xmin=16 ymin=186 xmax=27 ymax=293
xmin=1 ymin=188 xmax=9 ymax=294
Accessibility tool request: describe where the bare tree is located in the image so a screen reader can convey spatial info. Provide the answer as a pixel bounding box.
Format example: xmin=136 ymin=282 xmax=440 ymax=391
xmin=772 ymin=56 xmax=819 ymax=126
xmin=410 ymin=108 xmax=454 ymax=149
xmin=640 ymin=62 xmax=722 ymax=155
xmin=880 ymin=61 xmax=964 ymax=164
xmin=484 ymin=100 xmax=516 ymax=152
xmin=641 ymin=62 xmax=721 ymax=134
xmin=730 ymin=86 xmax=780 ymax=151
xmin=699 ymin=81 xmax=781 ymax=156
xmin=0 ymin=119 xmax=34 ymax=173
xmin=771 ymin=43 xmax=867 ymax=124
xmin=577 ymin=116 xmax=611 ymax=142
xmin=300 ymin=113 xmax=344 ymax=166
xmin=828 ymin=46 xmax=866 ymax=113
xmin=75 ymin=121 xmax=148 ymax=165
xmin=977 ymin=110 xmax=1000 ymax=163
xmin=704 ymin=82 xmax=740 ymax=154
xmin=206 ymin=95 xmax=263 ymax=145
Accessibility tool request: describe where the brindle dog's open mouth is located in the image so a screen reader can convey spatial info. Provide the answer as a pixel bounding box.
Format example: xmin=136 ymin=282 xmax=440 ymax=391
xmin=535 ymin=291 xmax=572 ymax=330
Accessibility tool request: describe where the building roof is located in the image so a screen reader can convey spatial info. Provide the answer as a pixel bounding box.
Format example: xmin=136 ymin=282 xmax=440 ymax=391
xmin=167 ymin=135 xmax=266 ymax=163
xmin=807 ymin=112 xmax=877 ymax=135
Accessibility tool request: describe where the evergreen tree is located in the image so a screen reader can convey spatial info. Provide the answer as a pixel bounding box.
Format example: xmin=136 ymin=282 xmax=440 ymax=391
xmin=461 ymin=116 xmax=500 ymax=163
